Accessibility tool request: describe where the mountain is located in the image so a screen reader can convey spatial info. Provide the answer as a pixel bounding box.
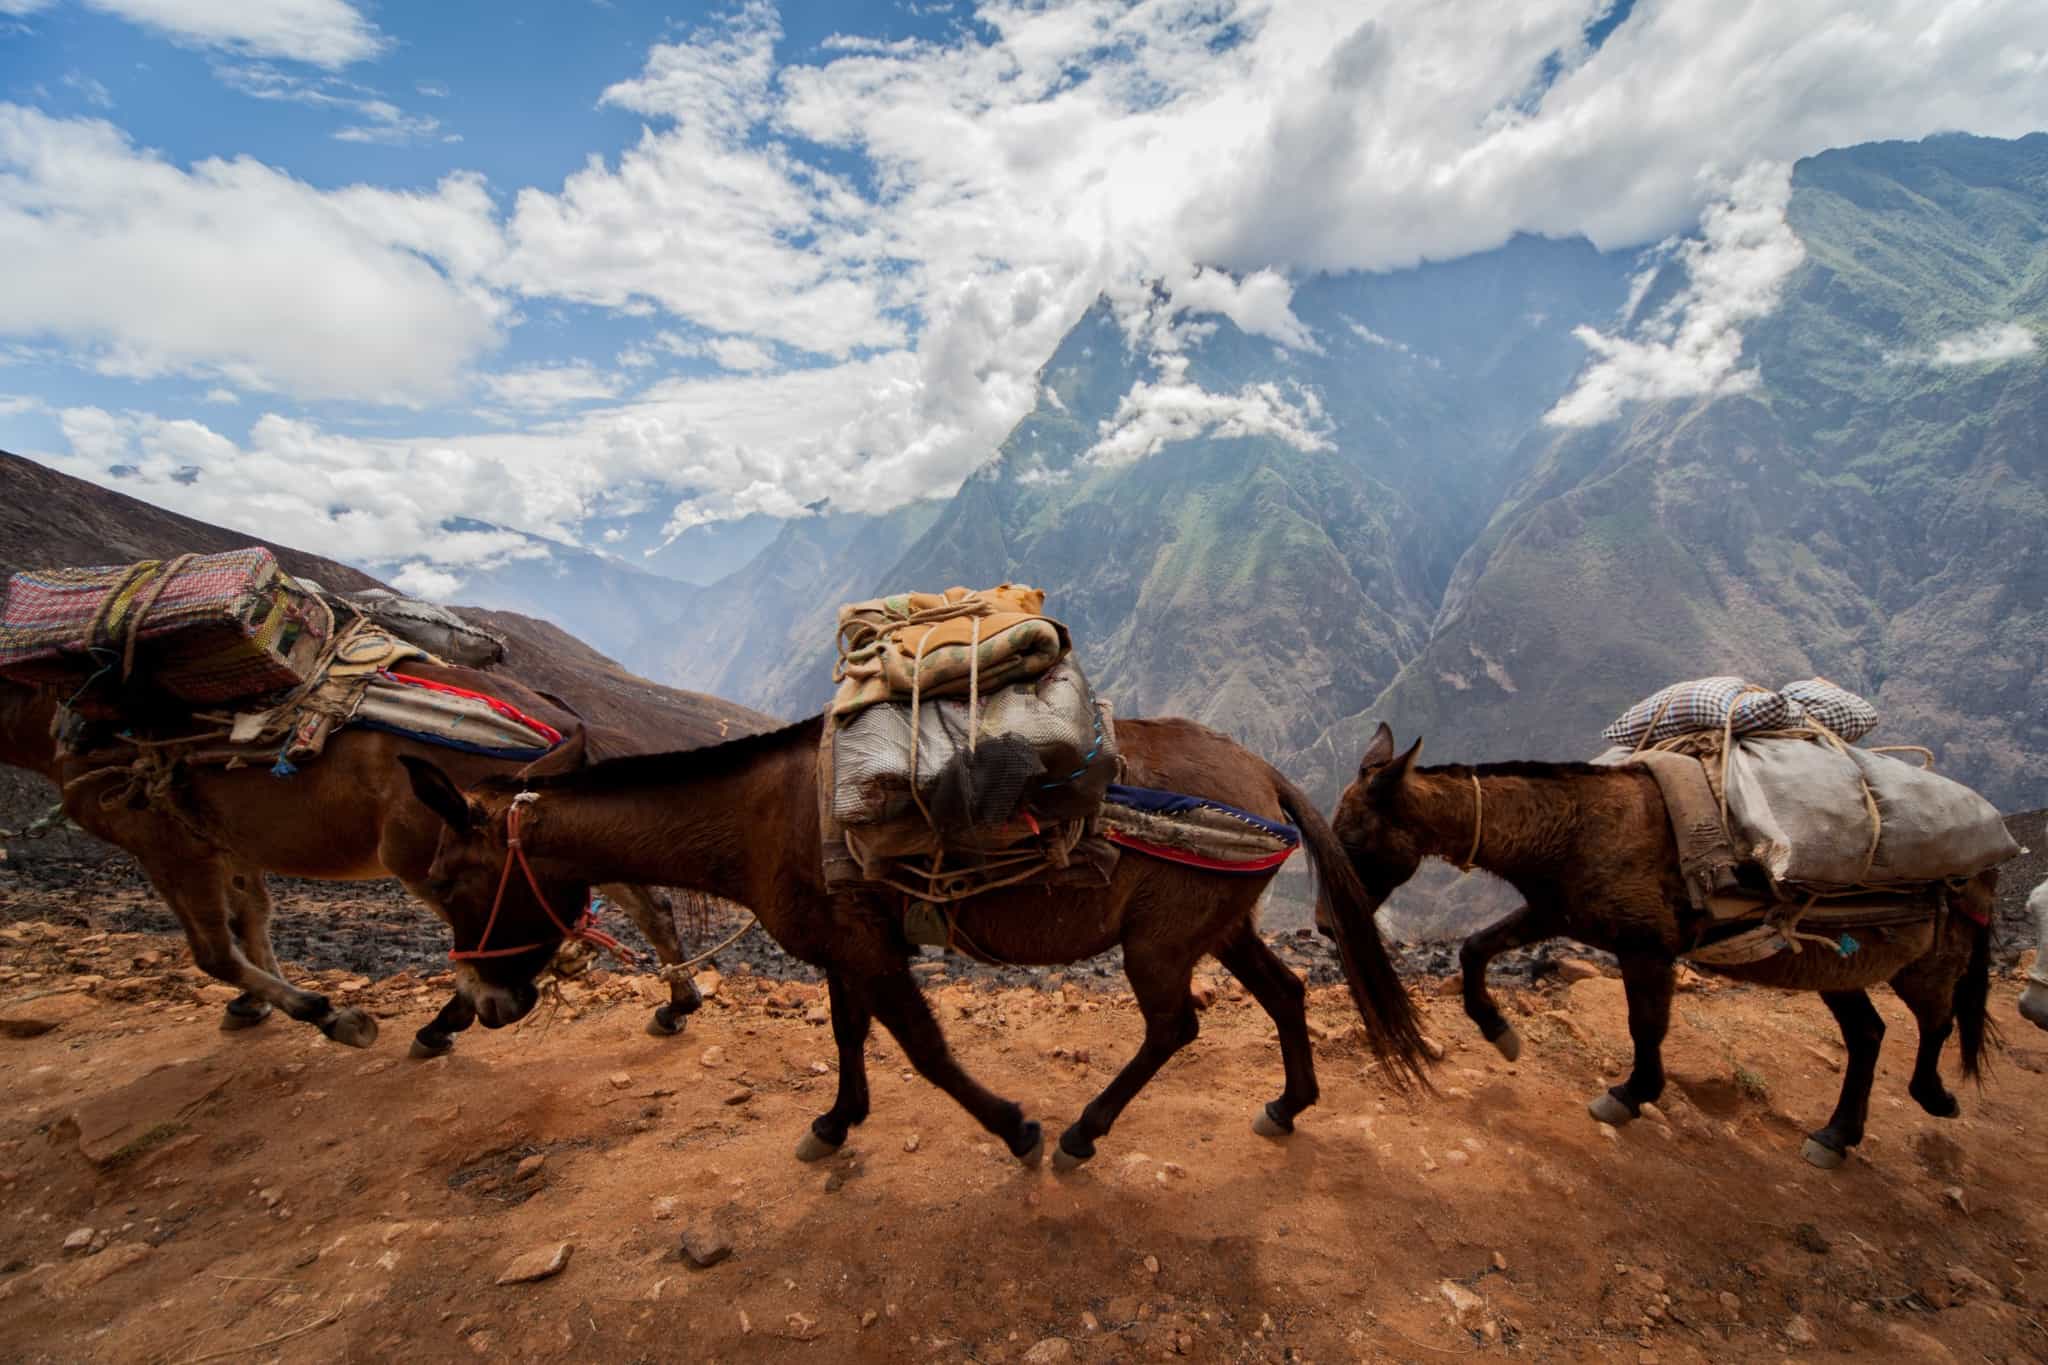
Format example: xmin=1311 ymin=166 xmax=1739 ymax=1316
xmin=636 ymin=133 xmax=2046 ymax=819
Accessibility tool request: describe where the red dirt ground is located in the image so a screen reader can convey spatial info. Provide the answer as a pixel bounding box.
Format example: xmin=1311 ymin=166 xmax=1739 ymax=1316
xmin=3 ymin=915 xmax=2046 ymax=1364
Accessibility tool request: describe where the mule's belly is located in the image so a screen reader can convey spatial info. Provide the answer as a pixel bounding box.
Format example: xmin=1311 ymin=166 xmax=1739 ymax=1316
xmin=1695 ymin=921 xmax=1935 ymax=990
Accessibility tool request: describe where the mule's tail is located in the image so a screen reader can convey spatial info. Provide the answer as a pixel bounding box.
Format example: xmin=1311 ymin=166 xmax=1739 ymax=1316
xmin=1954 ymin=873 xmax=1999 ymax=1081
xmin=1275 ymin=774 xmax=1434 ymax=1092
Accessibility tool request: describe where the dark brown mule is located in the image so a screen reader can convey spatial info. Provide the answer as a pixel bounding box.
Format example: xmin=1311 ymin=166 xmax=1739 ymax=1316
xmin=402 ymin=714 xmax=1430 ymax=1169
xmin=0 ymin=674 xmax=708 ymax=1054
xmin=1333 ymin=724 xmax=1996 ymax=1169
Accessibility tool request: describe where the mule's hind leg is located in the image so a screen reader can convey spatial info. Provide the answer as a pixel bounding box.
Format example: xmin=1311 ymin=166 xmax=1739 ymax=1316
xmin=1588 ymin=953 xmax=1674 ymax=1125
xmin=796 ymin=970 xmax=874 ymax=1162
xmin=858 ymin=967 xmax=1042 ymax=1165
xmin=1890 ymin=964 xmax=1962 ymax=1120
xmin=220 ymin=865 xmax=279 ymax=1031
xmin=1803 ymin=990 xmax=1886 ymax=1168
xmin=1054 ymin=950 xmax=1203 ymax=1172
xmin=600 ymin=884 xmax=702 ymax=1037
xmin=1214 ymin=927 xmax=1318 ymax=1138
xmin=1459 ymin=903 xmax=1553 ymax=1062
xmin=141 ymin=855 xmax=378 ymax=1048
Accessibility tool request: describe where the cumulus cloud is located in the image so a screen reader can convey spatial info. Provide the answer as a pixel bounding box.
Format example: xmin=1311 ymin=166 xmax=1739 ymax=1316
xmin=83 ymin=0 xmax=384 ymax=69
xmin=1888 ymin=321 xmax=2040 ymax=368
xmin=1087 ymin=354 xmax=1333 ymax=467
xmin=481 ymin=364 xmax=623 ymax=411
xmin=0 ymin=105 xmax=505 ymax=403
xmin=1545 ymin=162 xmax=1805 ymax=426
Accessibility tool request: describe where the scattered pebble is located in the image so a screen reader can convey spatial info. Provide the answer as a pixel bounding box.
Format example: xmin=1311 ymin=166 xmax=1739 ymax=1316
xmin=495 ymin=1242 xmax=572 ymax=1285
xmin=723 ymin=1086 xmax=753 ymax=1106
xmin=904 ymin=1133 xmax=921 ymax=1153
xmin=608 ymin=1072 xmax=632 ymax=1090
xmin=1021 ymin=1338 xmax=1073 ymax=1364
xmin=61 ymin=1227 xmax=93 ymax=1253
xmin=699 ymin=1046 xmax=726 ymax=1068
xmin=681 ymin=1222 xmax=733 ymax=1269
xmin=514 ymin=1154 xmax=546 ymax=1182
xmin=651 ymin=1197 xmax=677 ymax=1221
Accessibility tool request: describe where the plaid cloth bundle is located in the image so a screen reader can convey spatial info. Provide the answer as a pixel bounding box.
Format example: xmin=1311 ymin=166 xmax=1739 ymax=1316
xmin=0 ymin=548 xmax=332 ymax=704
xmin=1602 ymin=675 xmax=1794 ymax=749
xmin=1779 ymin=677 xmax=1878 ymax=742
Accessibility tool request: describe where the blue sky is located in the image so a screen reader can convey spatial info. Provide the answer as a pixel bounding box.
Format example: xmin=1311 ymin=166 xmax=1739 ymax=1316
xmin=2 ymin=0 xmax=2045 ymax=596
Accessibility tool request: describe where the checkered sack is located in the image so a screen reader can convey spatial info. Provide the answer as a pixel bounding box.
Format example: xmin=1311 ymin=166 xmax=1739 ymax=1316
xmin=1601 ymin=676 xmax=1793 ymax=749
xmin=1779 ymin=678 xmax=1878 ymax=742
xmin=0 ymin=548 xmax=332 ymax=704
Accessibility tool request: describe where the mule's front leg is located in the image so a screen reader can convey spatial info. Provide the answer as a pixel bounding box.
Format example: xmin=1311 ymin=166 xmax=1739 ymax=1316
xmin=409 ymin=992 xmax=475 ymax=1059
xmin=1587 ymin=953 xmax=1673 ymax=1125
xmin=599 ymin=884 xmax=703 ymax=1037
xmin=1215 ymin=929 xmax=1318 ymax=1139
xmin=1459 ymin=904 xmax=1551 ymax=1062
xmin=861 ymin=968 xmax=1042 ymax=1166
xmin=1803 ymin=990 xmax=1885 ymax=1168
xmin=795 ymin=971 xmax=874 ymax=1162
xmin=220 ymin=865 xmax=280 ymax=1031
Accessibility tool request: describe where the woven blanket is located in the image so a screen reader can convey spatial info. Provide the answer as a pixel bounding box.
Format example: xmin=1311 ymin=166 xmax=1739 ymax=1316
xmin=1099 ymin=785 xmax=1300 ymax=874
xmin=0 ymin=548 xmax=330 ymax=704
xmin=349 ymin=670 xmax=562 ymax=760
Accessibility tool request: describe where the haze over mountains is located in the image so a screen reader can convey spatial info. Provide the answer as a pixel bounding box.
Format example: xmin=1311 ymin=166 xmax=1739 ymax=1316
xmin=387 ymin=133 xmax=2045 ymax=813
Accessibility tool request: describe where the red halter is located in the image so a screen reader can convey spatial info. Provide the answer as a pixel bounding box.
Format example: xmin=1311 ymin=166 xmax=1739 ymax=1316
xmin=448 ymin=793 xmax=636 ymax=965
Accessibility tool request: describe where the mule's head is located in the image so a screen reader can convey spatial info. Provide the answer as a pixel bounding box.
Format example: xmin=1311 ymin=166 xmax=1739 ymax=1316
xmin=1332 ymin=722 xmax=1429 ymax=912
xmin=401 ymin=754 xmax=589 ymax=1028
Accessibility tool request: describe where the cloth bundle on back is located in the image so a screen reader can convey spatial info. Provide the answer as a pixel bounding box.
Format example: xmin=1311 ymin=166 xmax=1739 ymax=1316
xmin=1593 ymin=674 xmax=2018 ymax=966
xmin=823 ymin=584 xmax=1122 ymax=903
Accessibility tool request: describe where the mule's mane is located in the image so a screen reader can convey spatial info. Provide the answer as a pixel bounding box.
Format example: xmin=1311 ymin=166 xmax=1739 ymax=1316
xmin=482 ymin=713 xmax=825 ymax=796
xmin=1417 ymin=759 xmax=1616 ymax=780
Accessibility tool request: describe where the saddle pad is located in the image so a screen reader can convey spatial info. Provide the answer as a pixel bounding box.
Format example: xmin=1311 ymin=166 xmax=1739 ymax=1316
xmin=348 ymin=670 xmax=562 ymax=759
xmin=1099 ymin=785 xmax=1300 ymax=874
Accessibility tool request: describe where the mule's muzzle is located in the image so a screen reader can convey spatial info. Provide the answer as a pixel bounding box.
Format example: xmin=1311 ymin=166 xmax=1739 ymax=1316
xmin=474 ymin=980 xmax=540 ymax=1029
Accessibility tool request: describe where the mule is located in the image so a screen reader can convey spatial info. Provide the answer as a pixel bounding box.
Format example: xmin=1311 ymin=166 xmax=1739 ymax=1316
xmin=401 ymin=713 xmax=1431 ymax=1169
xmin=1332 ymin=724 xmax=1996 ymax=1170
xmin=0 ymin=674 xmax=714 ymax=1053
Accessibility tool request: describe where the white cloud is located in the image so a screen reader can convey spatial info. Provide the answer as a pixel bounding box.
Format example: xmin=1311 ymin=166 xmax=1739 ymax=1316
xmin=200 ymin=386 xmax=237 ymax=404
xmin=62 ymin=72 xmax=115 ymax=109
xmin=1889 ymin=321 xmax=2040 ymax=368
xmin=1545 ymin=162 xmax=1805 ymax=426
xmin=481 ymin=364 xmax=621 ymax=411
xmin=1086 ymin=354 xmax=1333 ymax=467
xmin=706 ymin=337 xmax=776 ymax=372
xmin=83 ymin=0 xmax=384 ymax=68
xmin=0 ymin=394 xmax=42 ymax=416
xmin=215 ymin=63 xmax=442 ymax=144
xmin=389 ymin=562 xmax=466 ymax=601
xmin=0 ymin=0 xmax=55 ymax=14
xmin=0 ymin=105 xmax=505 ymax=403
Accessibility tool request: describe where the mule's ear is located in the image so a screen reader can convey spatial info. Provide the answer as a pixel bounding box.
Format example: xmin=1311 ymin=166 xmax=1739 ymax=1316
xmin=1368 ymin=736 xmax=1424 ymax=798
xmin=1358 ymin=722 xmax=1396 ymax=774
xmin=517 ymin=723 xmax=587 ymax=781
xmin=401 ymin=755 xmax=473 ymax=834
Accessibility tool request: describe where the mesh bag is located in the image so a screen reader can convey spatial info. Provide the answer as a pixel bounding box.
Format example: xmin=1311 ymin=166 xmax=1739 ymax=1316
xmin=1779 ymin=677 xmax=1877 ymax=742
xmin=1602 ymin=676 xmax=1793 ymax=749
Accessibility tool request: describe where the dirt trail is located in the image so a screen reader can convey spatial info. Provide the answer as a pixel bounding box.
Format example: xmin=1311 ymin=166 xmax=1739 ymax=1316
xmin=3 ymin=908 xmax=2047 ymax=1364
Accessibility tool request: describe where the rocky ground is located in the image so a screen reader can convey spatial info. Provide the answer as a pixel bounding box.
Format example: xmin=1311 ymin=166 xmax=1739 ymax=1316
xmin=3 ymin=872 xmax=2048 ymax=1364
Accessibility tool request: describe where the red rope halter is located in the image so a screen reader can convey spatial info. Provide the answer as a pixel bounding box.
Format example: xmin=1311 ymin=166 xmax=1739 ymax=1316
xmin=448 ymin=793 xmax=636 ymax=965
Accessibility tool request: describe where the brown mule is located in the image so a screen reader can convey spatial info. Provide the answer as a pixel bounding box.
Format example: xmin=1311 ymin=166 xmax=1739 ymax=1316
xmin=0 ymin=674 xmax=715 ymax=1054
xmin=402 ymin=714 xmax=1432 ymax=1168
xmin=1332 ymin=723 xmax=1997 ymax=1169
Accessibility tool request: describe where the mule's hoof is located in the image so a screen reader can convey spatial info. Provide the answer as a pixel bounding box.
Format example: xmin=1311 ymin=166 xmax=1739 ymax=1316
xmin=219 ymin=999 xmax=273 ymax=1031
xmin=1801 ymin=1137 xmax=1846 ymax=1170
xmin=1587 ymin=1092 xmax=1635 ymax=1126
xmin=794 ymin=1130 xmax=841 ymax=1163
xmin=1018 ymin=1130 xmax=1045 ymax=1169
xmin=1490 ymin=1026 xmax=1522 ymax=1063
xmin=646 ymin=1006 xmax=684 ymax=1038
xmin=1252 ymin=1105 xmax=1294 ymax=1140
xmin=1910 ymin=1087 xmax=1961 ymax=1120
xmin=321 ymin=1008 xmax=379 ymax=1049
xmin=1051 ymin=1143 xmax=1088 ymax=1174
xmin=409 ymin=1034 xmax=454 ymax=1060
xmin=2019 ymin=989 xmax=2048 ymax=1031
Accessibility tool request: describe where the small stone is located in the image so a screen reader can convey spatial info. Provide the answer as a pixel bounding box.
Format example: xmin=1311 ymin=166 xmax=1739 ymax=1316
xmin=1792 ymin=1222 xmax=1829 ymax=1255
xmin=495 ymin=1242 xmax=572 ymax=1285
xmin=1783 ymin=1314 xmax=1817 ymax=1346
xmin=681 ymin=1222 xmax=733 ymax=1269
xmin=514 ymin=1154 xmax=546 ymax=1181
xmin=1941 ymin=1185 xmax=1969 ymax=1214
xmin=693 ymin=970 xmax=721 ymax=1000
xmin=1144 ymin=1255 xmax=1160 ymax=1275
xmin=723 ymin=1086 xmax=753 ymax=1106
xmin=1420 ymin=1036 xmax=1447 ymax=1061
xmin=1491 ymin=1251 xmax=1508 ymax=1271
xmin=651 ymin=1197 xmax=677 ymax=1221
xmin=1022 ymin=1338 xmax=1074 ymax=1364
xmin=805 ymin=1006 xmax=829 ymax=1025
xmin=738 ymin=1309 xmax=752 ymax=1335
xmin=699 ymin=1046 xmax=726 ymax=1068
xmin=258 ymin=1186 xmax=284 ymax=1208
xmin=809 ymin=1060 xmax=830 ymax=1075
xmin=860 ymin=1309 xmax=879 ymax=1329
xmin=904 ymin=1133 xmax=921 ymax=1153
xmin=608 ymin=1072 xmax=632 ymax=1090
xmin=1558 ymin=958 xmax=1601 ymax=983
xmin=1081 ymin=1311 xmax=1099 ymax=1331
xmin=1718 ymin=1292 xmax=1741 ymax=1318
xmin=786 ymin=1312 xmax=817 ymax=1340
xmin=62 ymin=1226 xmax=94 ymax=1252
